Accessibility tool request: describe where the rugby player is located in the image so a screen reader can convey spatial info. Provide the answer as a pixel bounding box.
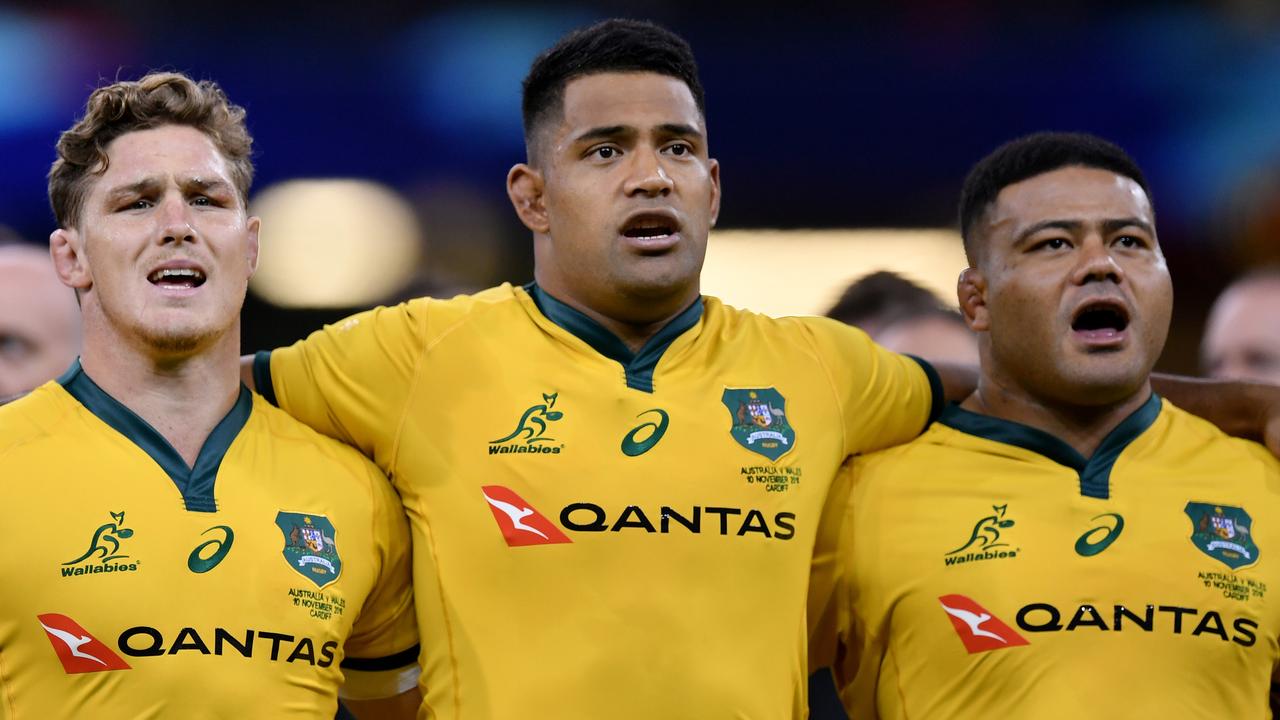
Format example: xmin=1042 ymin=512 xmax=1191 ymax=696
xmin=0 ymin=73 xmax=420 ymax=718
xmin=248 ymin=20 xmax=1280 ymax=718
xmin=0 ymin=242 xmax=80 ymax=397
xmin=1203 ymin=267 xmax=1280 ymax=384
xmin=824 ymin=132 xmax=1280 ymax=717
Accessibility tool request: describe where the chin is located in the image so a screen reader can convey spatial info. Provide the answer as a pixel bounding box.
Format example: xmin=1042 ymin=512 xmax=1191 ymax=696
xmin=1054 ymin=369 xmax=1150 ymax=407
xmin=134 ymin=316 xmax=233 ymax=356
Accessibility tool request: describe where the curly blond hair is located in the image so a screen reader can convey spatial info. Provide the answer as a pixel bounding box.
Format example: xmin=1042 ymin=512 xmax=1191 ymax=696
xmin=48 ymin=72 xmax=253 ymax=228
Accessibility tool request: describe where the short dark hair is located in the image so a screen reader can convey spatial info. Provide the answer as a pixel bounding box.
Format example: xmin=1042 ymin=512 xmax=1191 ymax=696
xmin=958 ymin=132 xmax=1150 ymax=262
xmin=521 ymin=18 xmax=705 ymax=162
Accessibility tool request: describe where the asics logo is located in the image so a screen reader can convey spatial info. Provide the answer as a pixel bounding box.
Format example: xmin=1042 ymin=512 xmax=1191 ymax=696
xmin=938 ymin=594 xmax=1029 ymax=654
xmin=621 ymin=409 xmax=669 ymax=457
xmin=480 ymin=485 xmax=571 ymax=547
xmin=188 ymin=525 xmax=235 ymax=573
xmin=37 ymin=613 xmax=131 ymax=673
xmin=1075 ymin=513 xmax=1125 ymax=557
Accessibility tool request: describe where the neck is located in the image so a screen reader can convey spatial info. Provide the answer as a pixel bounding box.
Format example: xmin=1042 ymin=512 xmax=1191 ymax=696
xmin=534 ymin=279 xmax=696 ymax=353
xmin=79 ymin=320 xmax=241 ymax=467
xmin=961 ymin=376 xmax=1152 ymax=459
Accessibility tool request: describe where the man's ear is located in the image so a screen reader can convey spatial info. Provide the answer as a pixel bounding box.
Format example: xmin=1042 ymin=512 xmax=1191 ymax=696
xmin=507 ymin=163 xmax=550 ymax=235
xmin=707 ymin=157 xmax=721 ymax=228
xmin=958 ymin=267 xmax=990 ymax=332
xmin=50 ymin=227 xmax=92 ymax=292
xmin=245 ymin=215 xmax=261 ymax=276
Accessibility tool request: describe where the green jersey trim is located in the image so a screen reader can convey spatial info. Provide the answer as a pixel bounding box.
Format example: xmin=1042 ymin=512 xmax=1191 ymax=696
xmin=938 ymin=393 xmax=1162 ymax=499
xmin=253 ymin=350 xmax=278 ymax=406
xmin=527 ymin=283 xmax=702 ymax=393
xmin=905 ymin=354 xmax=945 ymax=431
xmin=59 ymin=359 xmax=252 ymax=512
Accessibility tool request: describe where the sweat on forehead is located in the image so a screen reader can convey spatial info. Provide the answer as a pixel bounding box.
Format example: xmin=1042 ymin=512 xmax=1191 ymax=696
xmin=958 ymin=132 xmax=1151 ymax=263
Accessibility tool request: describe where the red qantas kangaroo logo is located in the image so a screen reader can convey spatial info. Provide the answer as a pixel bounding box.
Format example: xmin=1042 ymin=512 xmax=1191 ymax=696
xmin=37 ymin=613 xmax=131 ymax=673
xmin=938 ymin=595 xmax=1029 ymax=654
xmin=481 ymin=485 xmax=571 ymax=547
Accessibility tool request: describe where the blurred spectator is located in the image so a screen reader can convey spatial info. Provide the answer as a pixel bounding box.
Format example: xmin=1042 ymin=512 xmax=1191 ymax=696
xmin=825 ymin=270 xmax=943 ymax=336
xmin=0 ymin=240 xmax=81 ymax=397
xmin=1202 ymin=267 xmax=1280 ymax=384
xmin=825 ymin=270 xmax=977 ymax=365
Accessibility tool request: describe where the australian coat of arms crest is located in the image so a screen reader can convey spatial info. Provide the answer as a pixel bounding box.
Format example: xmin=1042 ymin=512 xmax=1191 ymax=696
xmin=722 ymin=387 xmax=796 ymax=461
xmin=1185 ymin=502 xmax=1258 ymax=570
xmin=276 ymin=511 xmax=342 ymax=588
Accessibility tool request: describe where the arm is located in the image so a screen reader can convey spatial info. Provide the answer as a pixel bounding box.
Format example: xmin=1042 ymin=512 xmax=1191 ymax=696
xmin=239 ymin=354 xmax=256 ymax=392
xmin=929 ymin=360 xmax=979 ymax=404
xmin=342 ymin=688 xmax=422 ymax=720
xmin=1151 ymin=374 xmax=1280 ymax=455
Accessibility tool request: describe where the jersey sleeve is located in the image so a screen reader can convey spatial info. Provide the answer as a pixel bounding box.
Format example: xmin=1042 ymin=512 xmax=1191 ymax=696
xmin=799 ymin=317 xmax=942 ymax=456
xmin=339 ymin=461 xmax=420 ymax=700
xmin=255 ymin=300 xmax=427 ymax=462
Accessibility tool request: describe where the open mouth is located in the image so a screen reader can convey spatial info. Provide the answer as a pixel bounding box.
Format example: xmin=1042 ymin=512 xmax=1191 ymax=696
xmin=1071 ymin=300 xmax=1130 ymax=336
xmin=620 ymin=213 xmax=679 ymax=240
xmin=147 ymin=267 xmax=207 ymax=289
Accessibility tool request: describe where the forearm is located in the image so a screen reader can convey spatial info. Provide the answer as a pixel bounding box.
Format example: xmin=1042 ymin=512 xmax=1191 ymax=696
xmin=1152 ymin=373 xmax=1280 ymax=446
xmin=930 ymin=361 xmax=979 ymax=404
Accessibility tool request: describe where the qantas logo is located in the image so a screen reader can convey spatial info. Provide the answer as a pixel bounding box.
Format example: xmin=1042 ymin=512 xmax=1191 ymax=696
xmin=481 ymin=486 xmax=572 ymax=547
xmin=37 ymin=613 xmax=131 ymax=673
xmin=938 ymin=595 xmax=1029 ymax=654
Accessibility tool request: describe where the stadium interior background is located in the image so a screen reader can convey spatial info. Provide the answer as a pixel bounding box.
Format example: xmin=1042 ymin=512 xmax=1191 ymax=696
xmin=3 ymin=0 xmax=1280 ymax=373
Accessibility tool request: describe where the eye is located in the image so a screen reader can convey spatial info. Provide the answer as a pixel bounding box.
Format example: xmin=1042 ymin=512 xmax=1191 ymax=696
xmin=191 ymin=195 xmax=212 ymax=207
xmin=1034 ymin=237 xmax=1070 ymax=251
xmin=122 ymin=198 xmax=153 ymax=211
xmin=1115 ymin=234 xmax=1146 ymax=249
xmin=592 ymin=146 xmax=620 ymax=160
xmin=666 ymin=142 xmax=692 ymax=156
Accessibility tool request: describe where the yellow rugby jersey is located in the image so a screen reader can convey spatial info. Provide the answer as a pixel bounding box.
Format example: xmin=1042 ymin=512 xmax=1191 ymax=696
xmin=829 ymin=395 xmax=1280 ymax=719
xmin=0 ymin=362 xmax=418 ymax=719
xmin=256 ymin=282 xmax=940 ymax=719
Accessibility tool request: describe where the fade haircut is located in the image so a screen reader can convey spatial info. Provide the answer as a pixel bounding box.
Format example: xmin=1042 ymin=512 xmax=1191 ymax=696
xmin=958 ymin=132 xmax=1150 ymax=263
xmin=521 ymin=18 xmax=706 ymax=163
xmin=49 ymin=71 xmax=253 ymax=229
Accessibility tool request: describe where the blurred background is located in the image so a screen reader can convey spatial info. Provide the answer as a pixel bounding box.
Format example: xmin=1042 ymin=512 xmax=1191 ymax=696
xmin=3 ymin=0 xmax=1280 ymax=370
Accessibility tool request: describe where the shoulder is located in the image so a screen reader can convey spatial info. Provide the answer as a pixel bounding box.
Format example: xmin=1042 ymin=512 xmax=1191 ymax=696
xmin=703 ymin=295 xmax=870 ymax=346
xmin=247 ymin=395 xmax=387 ymax=483
xmin=418 ymin=283 xmax=529 ymax=337
xmin=1156 ymin=399 xmax=1280 ymax=471
xmin=854 ymin=421 xmax=956 ymax=470
xmin=0 ymin=383 xmax=73 ymax=457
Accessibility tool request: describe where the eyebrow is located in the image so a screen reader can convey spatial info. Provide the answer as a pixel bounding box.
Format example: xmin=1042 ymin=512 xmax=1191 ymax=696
xmin=104 ymin=178 xmax=164 ymax=201
xmin=570 ymin=123 xmax=705 ymax=146
xmin=655 ymin=123 xmax=704 ymax=141
xmin=571 ymin=125 xmax=631 ymax=145
xmin=1014 ymin=217 xmax=1155 ymax=245
xmin=104 ymin=176 xmax=232 ymax=201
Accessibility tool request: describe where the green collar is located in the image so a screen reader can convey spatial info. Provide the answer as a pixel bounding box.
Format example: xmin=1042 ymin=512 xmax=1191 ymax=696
xmin=59 ymin=359 xmax=253 ymax=513
xmin=527 ymin=283 xmax=702 ymax=393
xmin=938 ymin=393 xmax=1162 ymax=499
